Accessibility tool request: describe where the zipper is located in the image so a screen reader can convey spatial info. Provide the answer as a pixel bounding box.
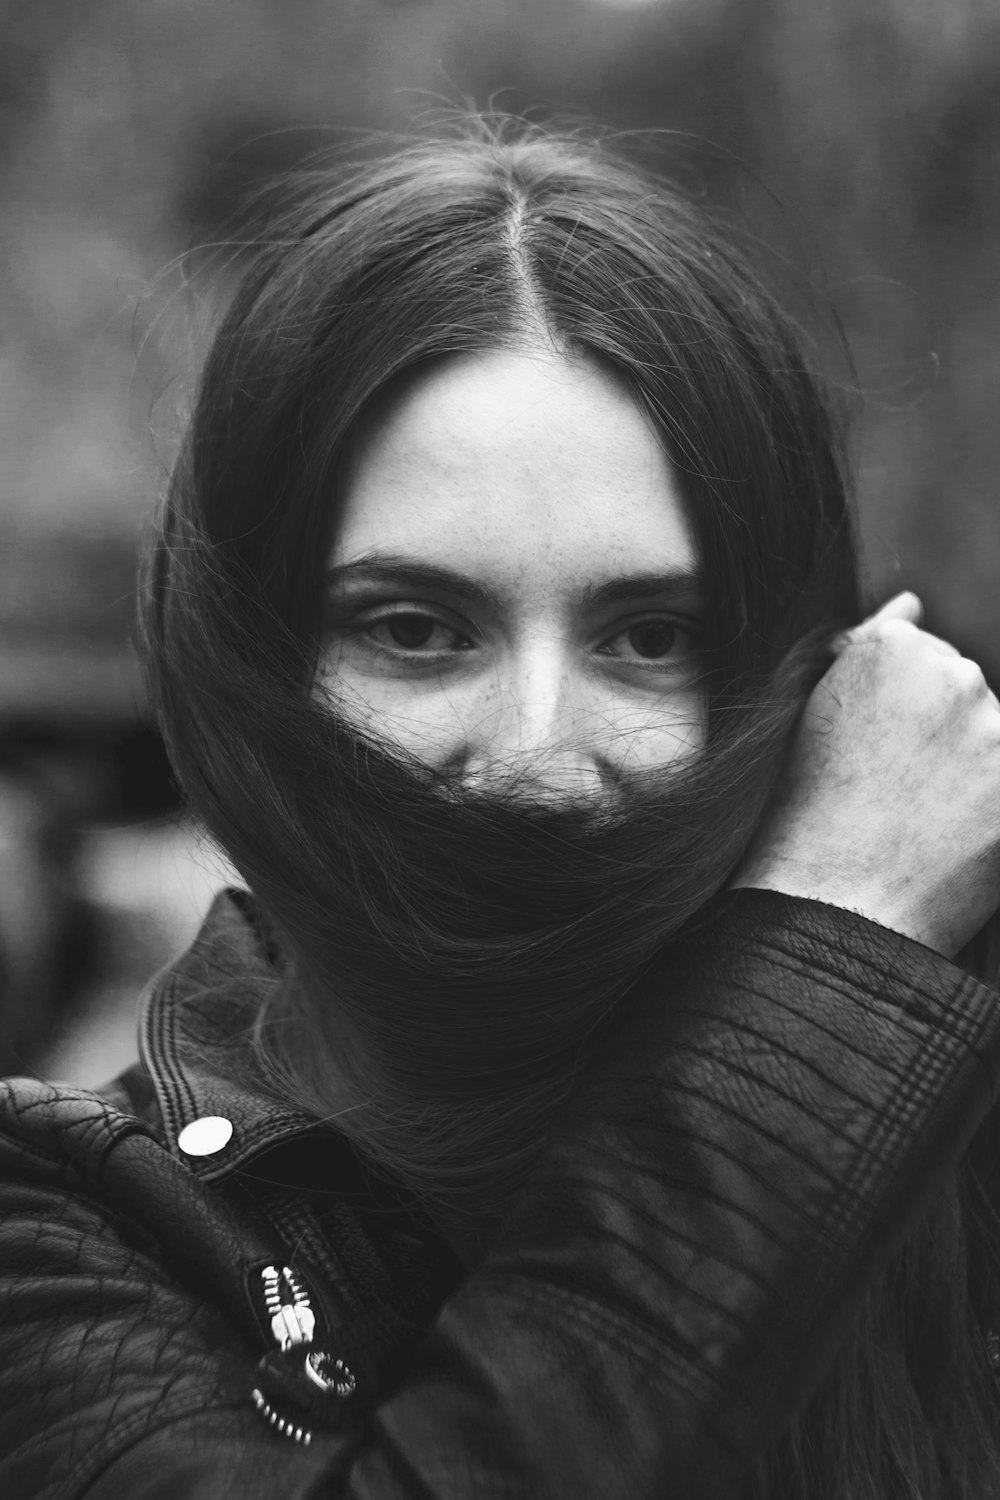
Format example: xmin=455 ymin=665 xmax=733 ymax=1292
xmin=250 ymin=1264 xmax=357 ymax=1446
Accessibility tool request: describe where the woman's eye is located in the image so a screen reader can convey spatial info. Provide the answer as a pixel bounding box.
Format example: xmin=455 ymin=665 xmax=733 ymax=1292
xmin=360 ymin=610 xmax=472 ymax=654
xmin=624 ymin=621 xmax=677 ymax=659
xmin=600 ymin=618 xmax=692 ymax=664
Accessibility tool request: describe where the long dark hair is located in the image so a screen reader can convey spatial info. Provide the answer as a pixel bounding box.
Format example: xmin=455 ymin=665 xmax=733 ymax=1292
xmin=141 ymin=115 xmax=1000 ymax=1496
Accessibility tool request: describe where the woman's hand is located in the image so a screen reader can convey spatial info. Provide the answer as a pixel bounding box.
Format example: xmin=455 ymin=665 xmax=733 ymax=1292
xmin=731 ymin=592 xmax=1000 ymax=957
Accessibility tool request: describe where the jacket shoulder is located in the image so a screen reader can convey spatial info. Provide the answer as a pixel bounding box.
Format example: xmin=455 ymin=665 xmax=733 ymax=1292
xmin=0 ymin=1074 xmax=372 ymax=1498
xmin=0 ymin=1073 xmax=162 ymax=1182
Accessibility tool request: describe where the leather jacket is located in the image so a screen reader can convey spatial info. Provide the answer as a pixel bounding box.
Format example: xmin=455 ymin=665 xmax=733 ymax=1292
xmin=1 ymin=885 xmax=998 ymax=1500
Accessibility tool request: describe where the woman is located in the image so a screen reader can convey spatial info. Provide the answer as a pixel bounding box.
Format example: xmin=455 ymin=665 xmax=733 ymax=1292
xmin=2 ymin=115 xmax=1000 ymax=1499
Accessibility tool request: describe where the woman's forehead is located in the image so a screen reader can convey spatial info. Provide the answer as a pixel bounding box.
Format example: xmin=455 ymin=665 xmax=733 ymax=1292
xmin=330 ymin=348 xmax=701 ymax=601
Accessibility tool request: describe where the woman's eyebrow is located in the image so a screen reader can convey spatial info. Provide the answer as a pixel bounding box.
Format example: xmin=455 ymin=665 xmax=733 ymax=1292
xmin=326 ymin=554 xmax=705 ymax=612
xmin=580 ymin=571 xmax=705 ymax=612
xmin=326 ymin=556 xmax=505 ymax=611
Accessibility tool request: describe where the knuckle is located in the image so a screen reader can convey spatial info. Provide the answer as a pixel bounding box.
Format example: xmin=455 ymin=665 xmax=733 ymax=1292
xmin=846 ymin=618 xmax=914 ymax=655
xmin=950 ymin=656 xmax=987 ymax=692
xmin=869 ymin=618 xmax=915 ymax=643
xmin=977 ymin=689 xmax=1000 ymax=729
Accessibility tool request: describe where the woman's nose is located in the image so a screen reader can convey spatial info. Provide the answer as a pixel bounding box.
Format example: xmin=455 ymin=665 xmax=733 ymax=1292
xmin=452 ymin=655 xmax=617 ymax=800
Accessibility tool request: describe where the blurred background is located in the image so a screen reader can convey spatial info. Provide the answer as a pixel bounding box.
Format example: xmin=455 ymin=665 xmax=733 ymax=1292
xmin=1 ymin=0 xmax=999 ymax=1085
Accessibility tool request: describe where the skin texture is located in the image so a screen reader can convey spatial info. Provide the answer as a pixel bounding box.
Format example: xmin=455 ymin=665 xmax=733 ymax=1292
xmin=323 ymin=347 xmax=707 ymax=802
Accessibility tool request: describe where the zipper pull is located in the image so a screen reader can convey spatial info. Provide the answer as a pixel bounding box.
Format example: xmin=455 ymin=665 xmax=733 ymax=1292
xmin=261 ymin=1264 xmax=315 ymax=1350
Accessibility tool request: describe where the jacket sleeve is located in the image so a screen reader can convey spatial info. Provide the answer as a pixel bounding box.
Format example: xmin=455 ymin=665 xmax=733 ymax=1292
xmin=2 ymin=889 xmax=999 ymax=1500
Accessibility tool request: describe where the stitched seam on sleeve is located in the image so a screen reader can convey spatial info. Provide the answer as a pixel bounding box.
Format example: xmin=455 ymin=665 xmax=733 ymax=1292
xmin=727 ymin=935 xmax=982 ymax=1035
xmin=669 ymin=951 xmax=979 ymax=1055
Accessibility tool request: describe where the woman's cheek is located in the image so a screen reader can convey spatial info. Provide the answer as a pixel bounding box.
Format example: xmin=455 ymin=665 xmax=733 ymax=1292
xmin=604 ymin=687 xmax=707 ymax=773
xmin=324 ymin=671 xmax=473 ymax=766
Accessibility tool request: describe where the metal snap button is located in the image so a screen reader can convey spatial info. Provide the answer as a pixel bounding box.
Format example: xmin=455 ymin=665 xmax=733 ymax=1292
xmin=177 ymin=1115 xmax=234 ymax=1156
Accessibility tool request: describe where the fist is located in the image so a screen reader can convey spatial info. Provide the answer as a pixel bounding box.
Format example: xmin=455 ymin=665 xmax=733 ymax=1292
xmin=731 ymin=593 xmax=1000 ymax=957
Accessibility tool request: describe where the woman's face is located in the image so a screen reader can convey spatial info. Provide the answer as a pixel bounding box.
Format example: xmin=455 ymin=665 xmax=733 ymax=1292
xmin=322 ymin=348 xmax=707 ymax=803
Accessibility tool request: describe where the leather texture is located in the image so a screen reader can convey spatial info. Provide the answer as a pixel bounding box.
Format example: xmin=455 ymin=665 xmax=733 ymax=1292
xmin=1 ymin=886 xmax=999 ymax=1498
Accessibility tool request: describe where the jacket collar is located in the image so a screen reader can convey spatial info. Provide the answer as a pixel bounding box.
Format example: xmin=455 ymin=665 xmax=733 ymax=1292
xmin=135 ymin=887 xmax=471 ymax=1384
xmin=138 ymin=887 xmax=342 ymax=1184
